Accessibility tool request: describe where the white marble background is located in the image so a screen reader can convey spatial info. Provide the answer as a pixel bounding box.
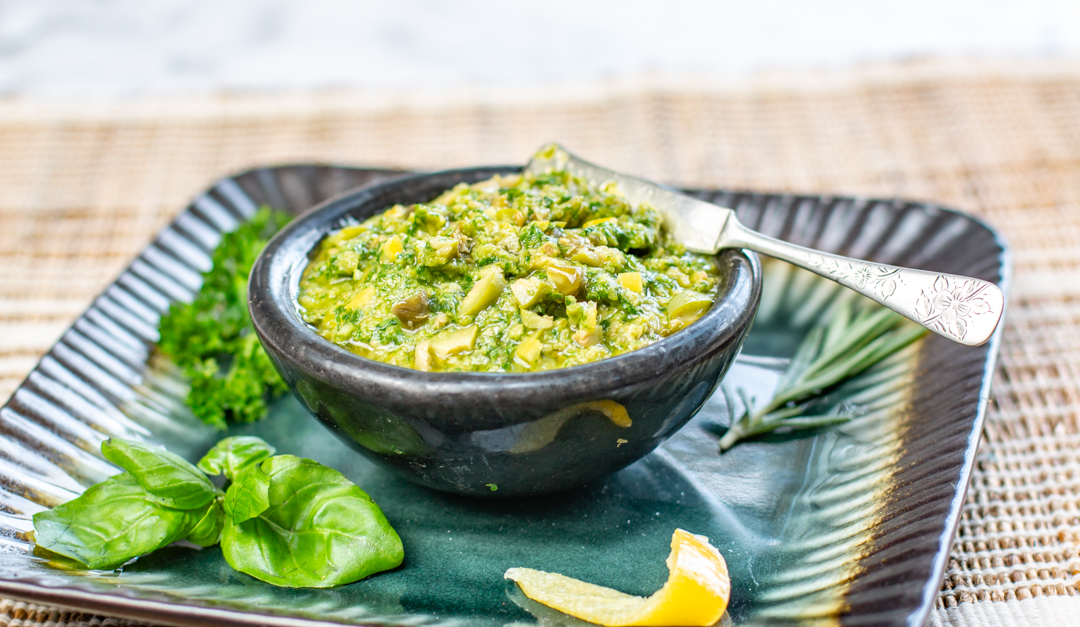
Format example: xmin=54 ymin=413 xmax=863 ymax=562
xmin=1 ymin=0 xmax=1079 ymax=98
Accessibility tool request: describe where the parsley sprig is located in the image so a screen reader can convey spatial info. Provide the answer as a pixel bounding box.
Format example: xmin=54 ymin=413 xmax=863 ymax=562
xmin=719 ymin=301 xmax=929 ymax=452
xmin=157 ymin=209 xmax=291 ymax=429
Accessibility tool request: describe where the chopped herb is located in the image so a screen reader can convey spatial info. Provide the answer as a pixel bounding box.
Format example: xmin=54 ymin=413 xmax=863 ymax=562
xmin=157 ymin=209 xmax=291 ymax=429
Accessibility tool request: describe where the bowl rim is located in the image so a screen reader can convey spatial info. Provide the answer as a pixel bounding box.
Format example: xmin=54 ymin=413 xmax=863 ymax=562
xmin=248 ymin=165 xmax=762 ymax=399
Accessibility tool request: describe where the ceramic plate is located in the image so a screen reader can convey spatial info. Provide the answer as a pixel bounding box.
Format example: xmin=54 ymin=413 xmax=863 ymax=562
xmin=0 ymin=165 xmax=1008 ymax=627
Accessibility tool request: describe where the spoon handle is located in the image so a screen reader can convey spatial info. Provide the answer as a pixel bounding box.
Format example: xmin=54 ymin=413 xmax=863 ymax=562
xmin=721 ymin=218 xmax=1004 ymax=346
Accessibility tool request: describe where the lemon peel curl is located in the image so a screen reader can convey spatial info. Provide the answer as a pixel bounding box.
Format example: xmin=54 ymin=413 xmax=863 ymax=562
xmin=505 ymin=528 xmax=730 ymax=626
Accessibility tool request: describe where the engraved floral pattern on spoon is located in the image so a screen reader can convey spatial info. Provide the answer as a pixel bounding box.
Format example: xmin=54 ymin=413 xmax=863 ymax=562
xmin=913 ymin=275 xmax=993 ymax=341
xmin=806 ymin=254 xmax=902 ymax=300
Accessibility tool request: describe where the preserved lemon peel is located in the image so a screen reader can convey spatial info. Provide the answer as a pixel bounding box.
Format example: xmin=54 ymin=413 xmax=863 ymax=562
xmin=505 ymin=529 xmax=729 ymax=627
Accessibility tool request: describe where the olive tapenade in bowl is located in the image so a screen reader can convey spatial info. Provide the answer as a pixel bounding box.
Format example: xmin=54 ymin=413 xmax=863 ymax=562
xmin=249 ymin=165 xmax=760 ymax=497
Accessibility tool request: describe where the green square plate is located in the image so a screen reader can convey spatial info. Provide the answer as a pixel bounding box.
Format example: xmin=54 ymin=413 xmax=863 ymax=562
xmin=0 ymin=165 xmax=1008 ymax=627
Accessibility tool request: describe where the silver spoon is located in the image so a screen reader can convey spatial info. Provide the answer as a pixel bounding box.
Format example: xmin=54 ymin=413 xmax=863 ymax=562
xmin=526 ymin=145 xmax=1004 ymax=346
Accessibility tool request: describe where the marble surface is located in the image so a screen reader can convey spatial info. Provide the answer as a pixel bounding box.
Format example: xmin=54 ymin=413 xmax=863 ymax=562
xmin=1 ymin=0 xmax=1079 ymax=98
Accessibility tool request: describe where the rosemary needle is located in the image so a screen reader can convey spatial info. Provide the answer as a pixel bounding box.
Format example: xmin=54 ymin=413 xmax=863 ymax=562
xmin=718 ymin=301 xmax=929 ymax=452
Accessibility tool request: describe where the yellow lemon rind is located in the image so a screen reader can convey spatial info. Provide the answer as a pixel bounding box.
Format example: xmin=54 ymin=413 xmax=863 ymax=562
xmin=505 ymin=528 xmax=729 ymax=627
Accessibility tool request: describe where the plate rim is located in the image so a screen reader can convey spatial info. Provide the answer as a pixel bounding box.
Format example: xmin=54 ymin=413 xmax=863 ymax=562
xmin=912 ymin=227 xmax=1011 ymax=625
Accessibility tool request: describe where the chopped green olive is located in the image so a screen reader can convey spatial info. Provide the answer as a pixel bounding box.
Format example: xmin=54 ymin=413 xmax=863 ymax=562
xmin=510 ymin=277 xmax=551 ymax=309
xmin=296 ymin=157 xmax=722 ymax=372
xmin=667 ymin=290 xmax=714 ymax=329
xmin=458 ymin=266 xmax=506 ymax=320
xmin=520 ymin=309 xmax=554 ymax=330
xmin=419 ymin=236 xmax=459 ymax=267
xmin=515 ymin=336 xmax=544 ymax=366
xmin=544 ymin=259 xmax=583 ymax=296
xmin=430 ymin=325 xmax=479 ymax=361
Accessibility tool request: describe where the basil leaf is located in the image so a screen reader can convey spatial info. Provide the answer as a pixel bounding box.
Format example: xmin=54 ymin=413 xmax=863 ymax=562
xmin=221 ymin=455 xmax=404 ymax=588
xmin=224 ymin=463 xmax=270 ymax=524
xmin=32 ymin=474 xmax=191 ymax=570
xmin=184 ymin=498 xmax=226 ymax=547
xmin=197 ymin=436 xmax=277 ymax=480
xmin=102 ymin=439 xmax=221 ymax=510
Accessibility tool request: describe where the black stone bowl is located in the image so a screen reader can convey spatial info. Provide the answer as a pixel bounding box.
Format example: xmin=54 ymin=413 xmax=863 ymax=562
xmin=249 ymin=167 xmax=761 ymax=497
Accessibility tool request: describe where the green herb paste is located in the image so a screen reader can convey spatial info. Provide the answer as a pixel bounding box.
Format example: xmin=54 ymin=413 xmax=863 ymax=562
xmin=296 ymin=166 xmax=721 ymax=372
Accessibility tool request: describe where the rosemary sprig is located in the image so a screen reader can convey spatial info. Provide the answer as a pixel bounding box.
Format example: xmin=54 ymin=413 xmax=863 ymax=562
xmin=718 ymin=301 xmax=929 ymax=452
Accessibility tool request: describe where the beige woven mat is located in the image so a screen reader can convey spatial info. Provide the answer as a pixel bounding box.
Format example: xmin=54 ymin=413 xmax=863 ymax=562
xmin=1 ymin=59 xmax=1079 ymax=626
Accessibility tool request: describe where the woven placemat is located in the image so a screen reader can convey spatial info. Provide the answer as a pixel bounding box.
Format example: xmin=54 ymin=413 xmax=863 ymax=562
xmin=1 ymin=59 xmax=1079 ymax=626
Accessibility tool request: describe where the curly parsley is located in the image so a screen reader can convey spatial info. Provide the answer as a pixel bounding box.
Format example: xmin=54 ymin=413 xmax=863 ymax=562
xmin=158 ymin=209 xmax=291 ymax=429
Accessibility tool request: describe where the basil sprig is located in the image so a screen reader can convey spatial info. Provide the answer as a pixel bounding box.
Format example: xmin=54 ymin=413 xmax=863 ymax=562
xmin=33 ymin=441 xmax=225 ymax=570
xmin=216 ymin=454 xmax=405 ymax=588
xmin=197 ymin=435 xmax=276 ymax=478
xmin=102 ymin=439 xmax=221 ymax=509
xmin=32 ymin=436 xmax=404 ymax=588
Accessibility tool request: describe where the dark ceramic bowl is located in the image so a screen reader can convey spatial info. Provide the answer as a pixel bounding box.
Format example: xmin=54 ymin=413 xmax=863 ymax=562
xmin=248 ymin=167 xmax=761 ymax=497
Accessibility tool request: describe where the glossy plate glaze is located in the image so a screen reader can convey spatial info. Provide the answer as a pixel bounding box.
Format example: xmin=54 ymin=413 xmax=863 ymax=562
xmin=0 ymin=165 xmax=1008 ymax=627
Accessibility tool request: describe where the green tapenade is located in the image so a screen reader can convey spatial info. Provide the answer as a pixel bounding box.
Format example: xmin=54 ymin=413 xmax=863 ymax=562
xmin=296 ymin=163 xmax=721 ymax=372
